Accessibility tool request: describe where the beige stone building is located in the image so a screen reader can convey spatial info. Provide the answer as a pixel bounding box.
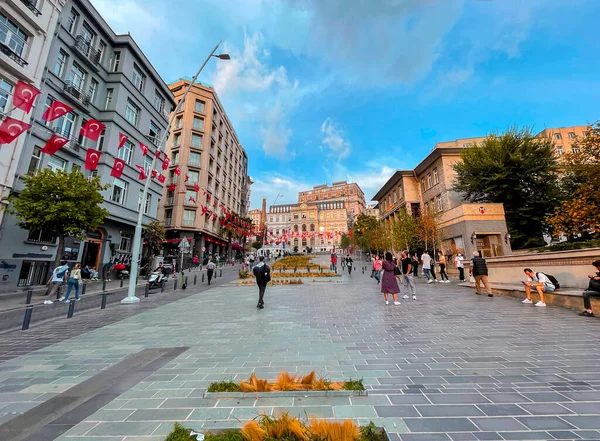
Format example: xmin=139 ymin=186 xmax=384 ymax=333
xmin=298 ymin=181 xmax=365 ymax=219
xmin=537 ymin=125 xmax=589 ymax=156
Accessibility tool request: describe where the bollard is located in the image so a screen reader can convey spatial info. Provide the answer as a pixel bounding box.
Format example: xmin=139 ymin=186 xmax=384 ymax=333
xmin=67 ymin=300 xmax=75 ymax=318
xmin=194 ymin=275 xmax=197 ymax=285
xmin=202 ymin=273 xmax=205 ymax=283
xmin=102 ymin=279 xmax=107 ymax=292
xmin=144 ymin=283 xmax=149 ymax=298
xmin=174 ymin=279 xmax=178 ymax=290
xmin=294 ymin=267 xmax=297 ymax=273
xmin=320 ymin=267 xmax=323 ymax=273
xmin=220 ymin=269 xmax=222 ymax=277
xmin=189 ymin=268 xmax=191 ymax=273
xmin=161 ymin=280 xmax=165 ymax=293
xmin=22 ymin=305 xmax=33 ymax=330
xmin=81 ymin=283 xmax=87 ymax=296
xmin=120 ymin=278 xmax=124 ymax=288
xmin=101 ymin=293 xmax=108 ymax=309
xmin=25 ymin=289 xmax=33 ymax=305
xmin=307 ymin=266 xmax=310 ymax=273
xmin=362 ymin=267 xmax=364 ymax=274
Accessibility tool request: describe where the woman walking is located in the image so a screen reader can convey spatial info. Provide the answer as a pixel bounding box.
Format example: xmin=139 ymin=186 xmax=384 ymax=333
xmin=411 ymin=254 xmax=419 ymax=278
xmin=381 ymin=252 xmax=401 ymax=306
xmin=63 ymin=263 xmax=81 ymax=302
xmin=372 ymin=255 xmax=382 ymax=284
xmin=429 ymin=250 xmax=438 ymax=282
xmin=437 ymin=251 xmax=449 ymax=282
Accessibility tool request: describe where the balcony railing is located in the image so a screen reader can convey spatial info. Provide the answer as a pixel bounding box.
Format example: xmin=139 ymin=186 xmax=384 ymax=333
xmin=0 ymin=43 xmax=28 ymax=67
xmin=183 ymin=219 xmax=196 ymax=226
xmin=51 ymin=127 xmax=84 ymax=153
xmin=164 ymin=218 xmax=173 ymax=226
xmin=188 ymin=160 xmax=200 ymax=167
xmin=63 ymin=81 xmax=90 ymax=106
xmin=20 ymin=0 xmax=42 ymax=16
xmin=73 ymin=35 xmax=101 ymax=68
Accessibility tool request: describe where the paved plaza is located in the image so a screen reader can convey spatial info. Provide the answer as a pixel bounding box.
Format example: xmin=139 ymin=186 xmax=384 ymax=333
xmin=1 ymin=256 xmax=599 ymax=441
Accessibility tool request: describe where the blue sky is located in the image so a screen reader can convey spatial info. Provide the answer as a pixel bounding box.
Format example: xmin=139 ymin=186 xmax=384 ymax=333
xmin=91 ymin=0 xmax=600 ymax=209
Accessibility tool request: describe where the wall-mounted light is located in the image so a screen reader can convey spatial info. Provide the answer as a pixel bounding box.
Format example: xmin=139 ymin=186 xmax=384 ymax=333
xmin=504 ymin=233 xmax=511 ymax=244
xmin=470 ymin=232 xmax=477 ymax=244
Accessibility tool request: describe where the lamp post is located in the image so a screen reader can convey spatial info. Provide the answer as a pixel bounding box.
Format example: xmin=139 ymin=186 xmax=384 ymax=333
xmin=122 ymin=41 xmax=229 ymax=304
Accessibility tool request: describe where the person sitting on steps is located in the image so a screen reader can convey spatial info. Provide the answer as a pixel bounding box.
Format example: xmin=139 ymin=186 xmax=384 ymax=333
xmin=521 ymin=268 xmax=554 ymax=307
xmin=579 ymin=259 xmax=600 ymax=317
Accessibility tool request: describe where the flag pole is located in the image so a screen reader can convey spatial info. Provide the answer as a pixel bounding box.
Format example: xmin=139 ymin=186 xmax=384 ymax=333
xmin=122 ymin=41 xmax=223 ymax=303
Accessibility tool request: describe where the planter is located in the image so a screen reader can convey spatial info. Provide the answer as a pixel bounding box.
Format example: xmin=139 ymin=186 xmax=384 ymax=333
xmin=204 ymin=389 xmax=368 ymax=398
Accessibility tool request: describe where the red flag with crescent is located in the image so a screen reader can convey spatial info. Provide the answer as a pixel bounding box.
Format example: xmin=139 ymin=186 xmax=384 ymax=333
xmin=80 ymin=120 xmax=104 ymax=142
xmin=154 ymin=149 xmax=161 ymax=158
xmin=110 ymin=158 xmax=126 ymax=178
xmin=151 ymin=169 xmax=158 ymax=178
xmin=136 ymin=165 xmax=146 ymax=180
xmin=0 ymin=116 xmax=31 ymax=144
xmin=13 ymin=81 xmax=41 ymax=113
xmin=168 ymin=183 xmax=176 ymax=192
xmin=174 ymin=165 xmax=181 ymax=176
xmin=185 ymin=174 xmax=189 ymax=183
xmin=158 ymin=174 xmax=166 ymax=184
xmin=84 ymin=148 xmax=102 ymax=171
xmin=41 ymin=100 xmax=73 ymax=122
xmin=40 ymin=134 xmax=68 ymax=155
xmin=118 ymin=133 xmax=128 ymax=148
xmin=139 ymin=143 xmax=149 ymax=156
xmin=162 ymin=156 xmax=170 ymax=170
xmin=193 ymin=182 xmax=200 ymax=192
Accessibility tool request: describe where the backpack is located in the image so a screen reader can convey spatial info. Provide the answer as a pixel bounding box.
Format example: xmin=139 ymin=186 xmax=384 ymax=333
xmin=537 ymin=272 xmax=560 ymax=289
xmin=255 ymin=264 xmax=271 ymax=284
xmin=55 ymin=266 xmax=68 ymax=280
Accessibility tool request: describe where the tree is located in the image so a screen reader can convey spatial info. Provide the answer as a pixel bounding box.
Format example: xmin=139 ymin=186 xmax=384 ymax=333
xmin=5 ymin=169 xmax=109 ymax=268
xmin=417 ymin=211 xmax=441 ymax=251
xmin=548 ymin=122 xmax=600 ymax=238
xmin=353 ymin=213 xmax=379 ymax=251
xmin=143 ymin=220 xmax=166 ymax=261
xmin=452 ymin=127 xmax=560 ymax=249
xmin=340 ymin=233 xmax=350 ymax=249
xmin=251 ymin=241 xmax=263 ymax=250
xmin=391 ymin=207 xmax=419 ymax=251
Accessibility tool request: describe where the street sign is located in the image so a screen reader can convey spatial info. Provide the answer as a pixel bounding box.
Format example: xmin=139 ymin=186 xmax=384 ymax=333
xmin=178 ymin=238 xmax=190 ymax=249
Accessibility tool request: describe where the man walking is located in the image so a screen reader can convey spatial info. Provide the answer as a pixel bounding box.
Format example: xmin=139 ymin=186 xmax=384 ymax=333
xmin=346 ymin=255 xmax=353 ymax=275
xmin=45 ymin=260 xmax=70 ymax=304
xmin=470 ymin=251 xmax=493 ymax=297
xmin=454 ymin=252 xmax=465 ymax=281
xmin=421 ymin=251 xmax=433 ymax=283
xmin=400 ymin=251 xmax=417 ymax=300
xmin=206 ymin=258 xmax=216 ymax=285
xmin=252 ymin=256 xmax=271 ymax=309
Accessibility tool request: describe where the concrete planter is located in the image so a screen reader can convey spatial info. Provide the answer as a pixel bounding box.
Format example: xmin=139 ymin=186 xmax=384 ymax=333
xmin=204 ymin=389 xmax=368 ymax=398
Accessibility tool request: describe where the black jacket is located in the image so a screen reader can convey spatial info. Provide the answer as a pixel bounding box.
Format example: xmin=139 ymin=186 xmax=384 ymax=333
xmin=471 ymin=256 xmax=488 ymax=276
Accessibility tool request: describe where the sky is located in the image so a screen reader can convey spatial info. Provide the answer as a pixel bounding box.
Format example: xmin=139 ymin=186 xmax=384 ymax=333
xmin=90 ymin=0 xmax=600 ymax=209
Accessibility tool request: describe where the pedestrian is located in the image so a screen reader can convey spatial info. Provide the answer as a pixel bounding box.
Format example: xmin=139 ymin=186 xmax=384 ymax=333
xmin=331 ymin=253 xmax=337 ymax=272
xmin=400 ymin=250 xmax=417 ymax=300
xmin=193 ymin=255 xmax=199 ymax=268
xmin=429 ymin=250 xmax=438 ymax=282
xmin=103 ymin=260 xmax=112 ymax=281
xmin=455 ymin=252 xmax=465 ymax=281
xmin=437 ymin=251 xmax=450 ymax=282
xmin=579 ymin=259 xmax=600 ymax=317
xmin=346 ymin=255 xmax=353 ymax=275
xmin=252 ymin=256 xmax=271 ymax=309
xmin=411 ymin=254 xmax=419 ymax=277
xmin=81 ymin=264 xmax=91 ymax=281
xmin=521 ymin=268 xmax=555 ymax=307
xmin=421 ymin=251 xmax=433 ymax=283
xmin=63 ymin=263 xmax=82 ymax=302
xmin=206 ymin=258 xmax=216 ymax=285
xmin=381 ymin=252 xmax=401 ymax=306
xmin=470 ymin=251 xmax=493 ymax=297
xmin=372 ymin=255 xmax=382 ymax=284
xmin=45 ymin=260 xmax=70 ymax=304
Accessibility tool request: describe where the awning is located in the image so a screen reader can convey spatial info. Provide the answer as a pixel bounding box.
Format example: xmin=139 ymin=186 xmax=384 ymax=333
xmin=231 ymin=242 xmax=241 ymax=250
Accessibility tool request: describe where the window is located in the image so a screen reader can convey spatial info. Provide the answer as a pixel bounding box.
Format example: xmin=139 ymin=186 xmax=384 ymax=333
xmin=119 ymin=233 xmax=132 ymax=252
xmin=97 ymin=127 xmax=106 ymax=151
xmin=557 ymin=147 xmax=564 ymax=155
xmin=28 ymin=147 xmax=42 ymax=175
xmin=104 ymin=88 xmax=113 ymax=110
xmin=132 ymin=64 xmax=145 ymax=91
xmin=0 ymin=14 xmax=29 ymax=57
xmin=175 ymin=116 xmax=182 ymax=129
xmin=72 ymin=163 xmax=81 ymax=173
xmin=138 ymin=190 xmax=151 ymax=214
xmin=111 ymin=178 xmax=128 ymax=204
xmin=572 ymin=147 xmax=580 ymax=154
xmin=173 ymin=133 xmax=181 ymax=147
xmin=88 ymin=79 xmax=98 ymax=104
xmin=53 ymin=109 xmax=76 ymax=138
xmin=53 ymin=50 xmax=68 ymax=77
xmin=144 ymin=155 xmax=152 ymax=173
xmin=148 ymin=121 xmax=161 ymax=145
xmin=568 ymin=132 xmax=576 ymax=139
xmin=67 ymin=8 xmax=79 ymax=34
xmin=98 ymin=41 xmax=106 ymax=64
xmin=77 ymin=118 xmax=88 ymax=146
xmin=47 ymin=156 xmax=66 ymax=172
xmin=189 ymin=152 xmax=200 ymax=167
xmin=554 ymin=133 xmax=562 ymax=140
xmin=172 ymin=151 xmax=179 ymax=165
xmin=80 ymin=22 xmax=95 ymax=46
xmin=125 ymin=100 xmax=140 ymax=126
xmin=433 ymin=168 xmax=439 ymax=185
xmin=421 ymin=178 xmax=426 ymax=192
xmin=393 ymin=191 xmax=397 ymax=203
xmin=195 ymin=100 xmax=205 ymax=114
xmin=193 ymin=117 xmax=203 ymax=131
xmin=188 ymin=170 xmax=199 ymax=184
xmin=153 ymin=90 xmax=165 ymax=112
xmin=185 ymin=190 xmax=196 ymax=202
xmin=183 ymin=210 xmax=196 ymax=225
xmin=437 ymin=195 xmax=443 ymax=211
xmin=112 ymin=51 xmax=120 ymax=72
xmin=191 ymin=133 xmax=202 ymax=148
xmin=0 ymin=78 xmax=13 ymax=113
xmin=68 ymin=63 xmax=86 ymax=88
xmin=118 ymin=140 xmax=134 ymax=164
xmin=27 ymin=230 xmax=57 ymax=244
xmin=427 ymin=174 xmax=432 ymax=189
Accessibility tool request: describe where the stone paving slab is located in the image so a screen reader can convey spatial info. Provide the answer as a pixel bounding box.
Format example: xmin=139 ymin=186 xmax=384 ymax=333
xmin=0 ymin=255 xmax=598 ymax=440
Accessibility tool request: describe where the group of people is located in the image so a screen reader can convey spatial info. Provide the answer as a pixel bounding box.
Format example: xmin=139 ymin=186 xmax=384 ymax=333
xmin=44 ymin=261 xmax=83 ymax=304
xmin=330 ymin=253 xmax=354 ymax=274
xmin=371 ymin=251 xmax=417 ymax=305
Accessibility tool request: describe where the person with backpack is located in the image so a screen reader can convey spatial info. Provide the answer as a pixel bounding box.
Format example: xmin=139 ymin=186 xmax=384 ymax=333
xmin=521 ymin=268 xmax=557 ymax=307
xmin=346 ymin=255 xmax=353 ymax=275
xmin=470 ymin=251 xmax=493 ymax=297
xmin=206 ymin=258 xmax=216 ymax=285
xmin=45 ymin=260 xmax=70 ymax=304
xmin=252 ymin=256 xmax=271 ymax=309
xmin=579 ymin=259 xmax=600 ymax=317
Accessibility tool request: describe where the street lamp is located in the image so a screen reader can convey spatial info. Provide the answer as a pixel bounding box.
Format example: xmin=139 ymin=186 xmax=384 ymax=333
xmin=122 ymin=41 xmax=229 ymax=304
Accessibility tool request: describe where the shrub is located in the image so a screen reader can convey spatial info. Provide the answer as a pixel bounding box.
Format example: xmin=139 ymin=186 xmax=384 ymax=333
xmin=207 ymin=380 xmax=242 ymax=393
xmin=239 ymin=269 xmax=251 ymax=279
xmin=343 ymin=378 xmax=365 ymax=391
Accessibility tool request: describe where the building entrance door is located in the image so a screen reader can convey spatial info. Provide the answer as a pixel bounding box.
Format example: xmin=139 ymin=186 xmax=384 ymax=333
xmin=82 ymin=230 xmax=103 ymax=270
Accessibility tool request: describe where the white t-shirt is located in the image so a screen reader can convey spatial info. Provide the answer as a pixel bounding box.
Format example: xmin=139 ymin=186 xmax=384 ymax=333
xmin=455 ymin=255 xmax=464 ymax=268
xmin=528 ymin=272 xmax=555 ymax=288
xmin=51 ymin=265 xmax=69 ymax=282
xmin=421 ymin=254 xmax=432 ymax=270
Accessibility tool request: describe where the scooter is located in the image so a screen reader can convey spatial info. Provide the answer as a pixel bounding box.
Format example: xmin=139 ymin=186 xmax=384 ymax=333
xmin=148 ymin=271 xmax=167 ymax=288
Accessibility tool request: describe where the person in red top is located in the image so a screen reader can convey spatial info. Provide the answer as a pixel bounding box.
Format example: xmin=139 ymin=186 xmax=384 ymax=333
xmin=331 ymin=254 xmax=337 ymax=272
xmin=372 ymin=255 xmax=382 ymax=284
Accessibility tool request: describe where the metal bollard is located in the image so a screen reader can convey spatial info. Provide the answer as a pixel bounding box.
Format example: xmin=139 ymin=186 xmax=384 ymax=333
xmin=102 ymin=279 xmax=107 ymax=292
xmin=220 ymin=269 xmax=222 ymax=277
xmin=194 ymin=275 xmax=197 ymax=285
xmin=67 ymin=300 xmax=75 ymax=318
xmin=120 ymin=279 xmax=124 ymax=288
xmin=22 ymin=305 xmax=33 ymax=330
xmin=174 ymin=279 xmax=178 ymax=290
xmin=144 ymin=283 xmax=149 ymax=298
xmin=161 ymin=280 xmax=165 ymax=293
xmin=81 ymin=283 xmax=87 ymax=296
xmin=25 ymin=289 xmax=33 ymax=305
xmin=362 ymin=267 xmax=364 ymax=274
xmin=202 ymin=273 xmax=204 ymax=283
xmin=101 ymin=293 xmax=108 ymax=309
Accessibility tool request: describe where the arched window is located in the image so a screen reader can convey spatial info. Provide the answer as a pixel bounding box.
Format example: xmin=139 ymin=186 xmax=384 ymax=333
xmin=302 ymin=224 xmax=307 ymax=232
xmin=294 ymin=224 xmax=298 ymax=231
xmin=310 ymin=224 xmax=315 ymax=232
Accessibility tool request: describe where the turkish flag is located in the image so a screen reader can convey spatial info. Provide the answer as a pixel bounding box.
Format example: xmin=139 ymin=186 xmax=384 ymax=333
xmin=136 ymin=165 xmax=146 ymax=180
xmin=154 ymin=150 xmax=161 ymax=158
xmin=40 ymin=134 xmax=68 ymax=154
xmin=158 ymin=174 xmax=165 ymax=184
xmin=185 ymin=174 xmax=189 ymax=183
xmin=168 ymin=183 xmax=176 ymax=192
xmin=80 ymin=120 xmax=105 ymax=141
xmin=0 ymin=116 xmax=31 ymax=144
xmin=110 ymin=158 xmax=126 ymax=178
xmin=162 ymin=156 xmax=170 ymax=170
xmin=41 ymin=100 xmax=73 ymax=122
xmin=85 ymin=148 xmax=102 ymax=171
xmin=194 ymin=183 xmax=200 ymax=192
xmin=189 ymin=196 xmax=196 ymax=203
xmin=13 ymin=81 xmax=41 ymax=113
xmin=151 ymin=169 xmax=158 ymax=179
xmin=118 ymin=133 xmax=128 ymax=148
xmin=139 ymin=143 xmax=149 ymax=156
xmin=174 ymin=165 xmax=181 ymax=176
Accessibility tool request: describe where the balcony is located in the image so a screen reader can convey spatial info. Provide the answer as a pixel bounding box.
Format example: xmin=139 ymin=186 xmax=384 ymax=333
xmin=73 ymin=35 xmax=101 ymax=70
xmin=0 ymin=43 xmax=28 ymax=67
xmin=20 ymin=0 xmax=42 ymax=16
xmin=183 ymin=219 xmax=196 ymax=226
xmin=165 ymin=197 xmax=174 ymax=205
xmin=188 ymin=160 xmax=200 ymax=168
xmin=63 ymin=81 xmax=90 ymax=106
xmin=51 ymin=128 xmax=84 ymax=153
xmin=164 ymin=218 xmax=173 ymax=226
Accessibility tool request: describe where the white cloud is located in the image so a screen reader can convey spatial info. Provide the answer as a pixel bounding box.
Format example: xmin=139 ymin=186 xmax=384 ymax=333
xmin=90 ymin=0 xmax=163 ymax=41
xmin=249 ymin=174 xmax=311 ymax=209
xmin=320 ymin=118 xmax=351 ymax=160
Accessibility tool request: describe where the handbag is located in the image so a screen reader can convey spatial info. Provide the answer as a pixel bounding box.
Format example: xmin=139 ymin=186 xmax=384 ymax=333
xmin=469 ymin=275 xmax=475 ymax=283
xmin=393 ymin=265 xmax=401 ymax=276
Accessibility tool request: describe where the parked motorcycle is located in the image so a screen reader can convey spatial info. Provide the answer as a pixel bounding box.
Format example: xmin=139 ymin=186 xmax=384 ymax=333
xmin=148 ymin=271 xmax=167 ymax=288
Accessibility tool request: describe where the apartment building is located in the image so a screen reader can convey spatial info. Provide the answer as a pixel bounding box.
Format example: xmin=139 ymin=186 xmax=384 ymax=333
xmin=262 ymin=204 xmax=293 ymax=255
xmin=0 ymin=0 xmax=66 ymax=225
xmin=364 ymin=204 xmax=380 ymax=219
xmin=537 ymin=125 xmax=589 ymax=156
xmin=159 ymin=79 xmax=249 ymax=258
xmin=0 ymin=0 xmax=175 ymax=291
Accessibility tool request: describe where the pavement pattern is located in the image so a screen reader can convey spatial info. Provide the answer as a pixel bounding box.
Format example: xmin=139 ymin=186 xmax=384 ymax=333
xmin=0 ymin=255 xmax=599 ymax=441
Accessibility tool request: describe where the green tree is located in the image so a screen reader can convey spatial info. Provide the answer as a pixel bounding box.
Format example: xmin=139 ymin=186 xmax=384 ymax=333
xmin=251 ymin=241 xmax=263 ymax=250
xmin=353 ymin=213 xmax=379 ymax=251
xmin=5 ymin=169 xmax=109 ymax=268
xmin=417 ymin=211 xmax=441 ymax=251
xmin=452 ymin=127 xmax=560 ymax=249
xmin=143 ymin=220 xmax=166 ymax=261
xmin=391 ymin=208 xmax=418 ymax=251
xmin=340 ymin=233 xmax=351 ymax=249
